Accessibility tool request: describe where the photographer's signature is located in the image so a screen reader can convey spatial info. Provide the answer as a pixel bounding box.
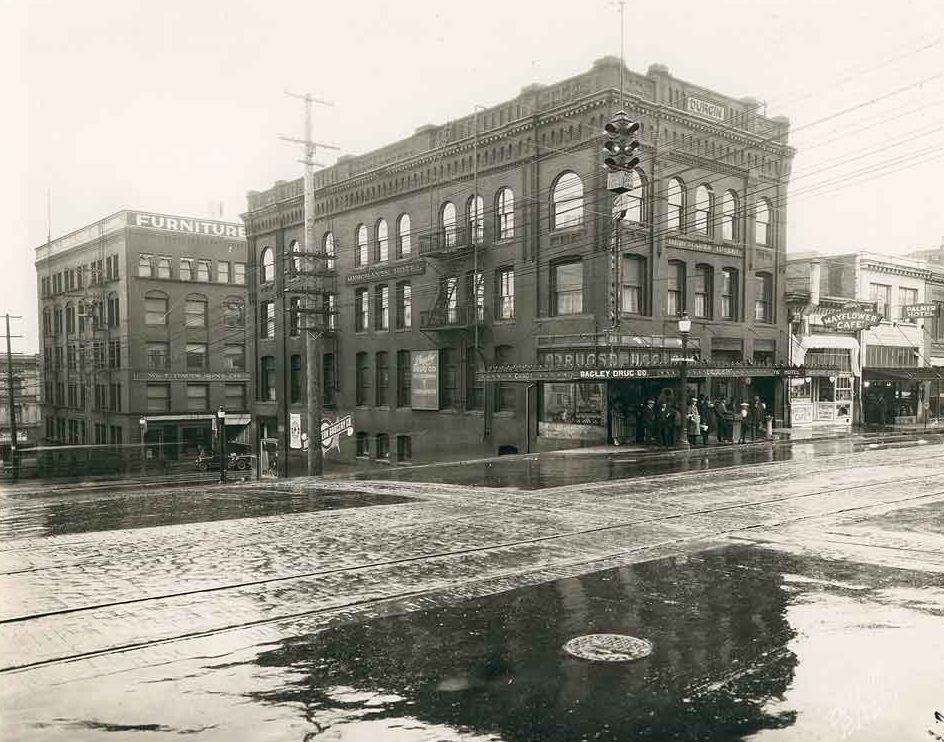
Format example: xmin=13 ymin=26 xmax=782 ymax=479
xmin=929 ymin=710 xmax=944 ymax=740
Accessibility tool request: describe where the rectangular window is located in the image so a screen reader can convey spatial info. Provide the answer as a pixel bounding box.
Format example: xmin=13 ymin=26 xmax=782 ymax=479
xmin=217 ymin=261 xmax=230 ymax=283
xmin=721 ymin=268 xmax=738 ymax=321
xmin=495 ymin=345 xmax=515 ymax=412
xmin=261 ymin=356 xmax=276 ymax=401
xmin=621 ymin=257 xmax=646 ymax=315
xmin=755 ymin=274 xmax=773 ymax=323
xmin=934 ymin=302 xmax=944 ymax=340
xmin=667 ymin=261 xmax=685 ymax=317
xmin=186 ymin=343 xmax=208 ymax=371
xmin=441 ymin=347 xmax=458 ymax=409
xmin=225 ymin=384 xmax=246 ymax=411
xmin=470 ymin=271 xmax=484 ymax=321
xmin=376 ymin=285 xmax=389 ymax=330
xmin=261 ymin=301 xmax=275 ymax=338
xmin=397 ymin=350 xmax=411 ymax=407
xmin=376 ymin=351 xmax=390 ymax=406
xmin=355 ymin=289 xmax=368 ymax=332
xmin=145 ymin=295 xmax=168 ymax=325
xmin=196 ymin=260 xmax=211 ymax=282
xmin=107 ymin=295 xmax=120 ymax=327
xmin=356 ymin=352 xmax=369 ymax=406
xmin=356 ymin=431 xmax=370 ymax=457
xmin=553 ymin=261 xmax=583 ymax=315
xmin=138 ymin=255 xmax=153 ymax=277
xmin=147 ymin=384 xmax=171 ymax=412
xmin=445 ymin=276 xmax=458 ymax=323
xmin=157 ymin=256 xmax=172 ymax=278
xmin=870 ymin=283 xmax=891 ymax=319
xmin=466 ymin=348 xmax=484 ymax=409
xmin=108 ymin=339 xmax=121 ymax=368
xmin=396 ymin=283 xmax=412 ymax=329
xmin=325 ymin=293 xmax=337 ymax=332
xmin=146 ymin=342 xmax=169 ymax=370
xmin=289 ymin=297 xmax=301 ymax=337
xmin=184 ymin=298 xmax=206 ymax=327
xmin=109 ymin=383 xmax=122 ymax=412
xmin=694 ymin=265 xmax=712 ymax=319
xmin=180 ymin=259 xmax=193 ymax=281
xmin=233 ymin=263 xmax=247 ymax=285
xmin=186 ymin=384 xmax=209 ymax=412
xmin=290 ymin=354 xmax=302 ymax=404
xmin=396 ymin=435 xmax=412 ymax=463
xmin=223 ymin=344 xmax=245 ymax=371
xmin=899 ymin=287 xmax=918 ymax=322
xmin=323 ymin=353 xmax=336 ymax=407
xmin=376 ymin=433 xmax=390 ymax=460
xmin=497 ymin=268 xmax=515 ymax=320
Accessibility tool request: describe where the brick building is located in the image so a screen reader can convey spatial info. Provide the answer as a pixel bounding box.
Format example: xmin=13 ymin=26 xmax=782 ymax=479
xmin=35 ymin=211 xmax=250 ymax=466
xmin=1 ymin=353 xmax=41 ymax=471
xmin=243 ymin=57 xmax=794 ymax=472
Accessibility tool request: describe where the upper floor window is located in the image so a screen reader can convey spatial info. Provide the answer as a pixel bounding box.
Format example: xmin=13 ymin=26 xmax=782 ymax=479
xmin=375 ymin=219 xmax=389 ymax=262
xmin=290 ymin=354 xmax=302 ymax=404
xmin=552 ymin=260 xmax=583 ymax=315
xmin=180 ymin=258 xmax=193 ymax=282
xmin=260 ymin=247 xmax=275 ymax=283
xmin=157 ymin=257 xmax=172 ymax=279
xmin=375 ymin=285 xmax=390 ymax=330
xmin=396 ymin=282 xmax=412 ymax=329
xmin=324 ymin=232 xmax=336 ymax=272
xmin=694 ymin=184 xmax=713 ymax=235
xmin=222 ymin=297 xmax=245 ymax=328
xmin=551 ymin=172 xmax=583 ymax=230
xmin=397 ymin=215 xmax=411 ymax=258
xmin=184 ymin=295 xmax=206 ymax=328
xmin=694 ymin=264 xmax=713 ymax=319
xmin=375 ymin=351 xmax=390 ymax=407
xmin=755 ymin=273 xmax=773 ymax=323
xmin=186 ymin=343 xmax=208 ymax=371
xmin=497 ymin=267 xmax=515 ymax=320
xmin=755 ymin=199 xmax=772 ymax=246
xmin=469 ymin=271 xmax=484 ymax=322
xmin=260 ymin=300 xmax=275 ymax=338
xmin=355 ymin=225 xmax=368 ymax=267
xmin=721 ymin=191 xmax=738 ymax=241
xmin=356 ymin=352 xmax=369 ymax=406
xmin=870 ymin=282 xmax=891 ymax=319
xmin=144 ymin=291 xmax=168 ymax=325
xmin=138 ymin=255 xmax=152 ymax=278
xmin=667 ymin=178 xmax=684 ymax=231
xmin=355 ymin=288 xmax=368 ymax=332
xmin=217 ymin=261 xmax=230 ymax=283
xmin=441 ymin=202 xmax=457 ymax=248
xmin=621 ymin=256 xmax=646 ymax=315
xmin=721 ymin=268 xmax=739 ymax=321
xmin=667 ymin=261 xmax=685 ymax=317
xmin=261 ymin=356 xmax=276 ymax=401
xmin=468 ymin=195 xmax=484 ymax=245
xmin=615 ymin=169 xmax=645 ymax=223
xmin=196 ymin=260 xmax=211 ymax=282
xmin=899 ymin=287 xmax=919 ymax=322
xmin=496 ymin=188 xmax=514 ymax=240
xmin=233 ymin=262 xmax=247 ymax=284
xmin=289 ymin=240 xmax=303 ymax=275
xmin=289 ymin=297 xmax=301 ymax=337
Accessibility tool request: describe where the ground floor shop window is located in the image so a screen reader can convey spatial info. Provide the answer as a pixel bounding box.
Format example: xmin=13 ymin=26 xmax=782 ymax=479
xmin=542 ymin=382 xmax=603 ymax=425
xmin=356 ymin=431 xmax=370 ymax=457
xmin=376 ymin=433 xmax=390 ymax=460
xmin=397 ymin=435 xmax=411 ymax=462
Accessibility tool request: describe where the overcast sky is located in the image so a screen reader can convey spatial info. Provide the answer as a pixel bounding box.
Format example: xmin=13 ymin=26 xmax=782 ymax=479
xmin=2 ymin=0 xmax=942 ymax=351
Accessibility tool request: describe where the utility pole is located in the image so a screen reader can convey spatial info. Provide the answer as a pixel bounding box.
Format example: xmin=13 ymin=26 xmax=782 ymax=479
xmin=282 ymin=91 xmax=338 ymax=476
xmin=5 ymin=314 xmax=21 ymax=481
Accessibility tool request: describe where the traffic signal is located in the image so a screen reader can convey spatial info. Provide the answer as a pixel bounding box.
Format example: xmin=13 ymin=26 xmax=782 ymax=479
xmin=602 ymin=111 xmax=640 ymax=172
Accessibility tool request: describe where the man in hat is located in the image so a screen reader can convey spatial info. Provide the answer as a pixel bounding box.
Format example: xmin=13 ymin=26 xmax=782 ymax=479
xmin=738 ymin=402 xmax=750 ymax=444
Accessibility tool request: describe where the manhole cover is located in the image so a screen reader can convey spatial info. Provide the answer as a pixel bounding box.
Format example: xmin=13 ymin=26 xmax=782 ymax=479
xmin=562 ymin=634 xmax=653 ymax=662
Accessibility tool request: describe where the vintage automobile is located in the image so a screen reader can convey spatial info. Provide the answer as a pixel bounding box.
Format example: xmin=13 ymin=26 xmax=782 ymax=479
xmin=195 ymin=450 xmax=251 ymax=471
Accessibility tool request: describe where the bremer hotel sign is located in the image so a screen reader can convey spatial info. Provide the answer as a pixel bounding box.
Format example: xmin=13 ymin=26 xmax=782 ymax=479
xmin=130 ymin=212 xmax=246 ymax=239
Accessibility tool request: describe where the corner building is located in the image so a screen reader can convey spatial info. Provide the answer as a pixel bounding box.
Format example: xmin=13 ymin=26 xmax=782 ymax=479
xmin=243 ymin=57 xmax=794 ymax=471
xmin=36 ymin=211 xmax=250 ymax=469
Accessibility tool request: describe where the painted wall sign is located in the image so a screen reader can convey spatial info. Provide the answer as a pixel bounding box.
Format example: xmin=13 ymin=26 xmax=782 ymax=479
xmin=132 ymin=371 xmax=251 ymax=382
xmin=411 ymin=350 xmax=440 ymax=410
xmin=321 ymin=414 xmax=353 ymax=453
xmin=820 ymin=308 xmax=883 ymax=332
xmin=345 ymin=260 xmax=426 ymax=285
xmin=686 ymin=97 xmax=726 ymax=121
xmin=665 ymin=236 xmax=742 ymax=258
xmin=902 ymin=303 xmax=938 ymax=319
xmin=289 ymin=413 xmax=302 ymax=449
xmin=130 ymin=212 xmax=246 ymax=239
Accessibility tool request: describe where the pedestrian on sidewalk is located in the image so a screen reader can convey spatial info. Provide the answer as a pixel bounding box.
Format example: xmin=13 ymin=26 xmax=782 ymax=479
xmin=751 ymin=395 xmax=767 ymax=441
xmin=713 ymin=397 xmax=729 ymax=443
xmin=738 ymin=402 xmax=750 ymax=444
xmin=659 ymin=402 xmax=676 ymax=447
xmin=686 ymin=397 xmax=701 ymax=447
xmin=642 ymin=399 xmax=657 ymax=445
xmin=697 ymin=394 xmax=713 ymax=446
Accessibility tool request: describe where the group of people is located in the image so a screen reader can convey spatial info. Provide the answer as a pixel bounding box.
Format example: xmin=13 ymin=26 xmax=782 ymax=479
xmin=614 ymin=394 xmax=769 ymax=447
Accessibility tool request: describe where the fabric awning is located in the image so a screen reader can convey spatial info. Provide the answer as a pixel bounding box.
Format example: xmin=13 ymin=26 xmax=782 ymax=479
xmin=791 ymin=334 xmax=861 ymax=376
xmin=863 ymin=367 xmax=944 ymax=381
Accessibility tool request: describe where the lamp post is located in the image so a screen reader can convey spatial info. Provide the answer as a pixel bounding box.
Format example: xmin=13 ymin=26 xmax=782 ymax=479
xmin=217 ymin=406 xmax=226 ymax=484
xmin=139 ymin=417 xmax=147 ymax=477
xmin=678 ymin=311 xmax=691 ymax=449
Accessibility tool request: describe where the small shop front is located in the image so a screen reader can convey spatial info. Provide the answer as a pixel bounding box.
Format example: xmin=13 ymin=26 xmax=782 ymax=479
xmin=861 ymin=367 xmax=944 ymax=426
xmin=141 ymin=413 xmax=251 ymax=463
xmin=789 ymin=334 xmax=859 ymax=427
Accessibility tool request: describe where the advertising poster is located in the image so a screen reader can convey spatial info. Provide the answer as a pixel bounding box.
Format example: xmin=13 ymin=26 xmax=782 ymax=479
xmin=411 ymin=350 xmax=440 ymax=410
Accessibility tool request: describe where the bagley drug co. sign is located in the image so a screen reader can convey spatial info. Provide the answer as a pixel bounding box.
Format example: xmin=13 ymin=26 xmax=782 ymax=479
xmin=820 ymin=308 xmax=883 ymax=331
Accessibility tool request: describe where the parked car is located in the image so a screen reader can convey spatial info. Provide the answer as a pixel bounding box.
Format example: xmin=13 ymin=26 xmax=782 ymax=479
xmin=195 ymin=451 xmax=251 ymax=471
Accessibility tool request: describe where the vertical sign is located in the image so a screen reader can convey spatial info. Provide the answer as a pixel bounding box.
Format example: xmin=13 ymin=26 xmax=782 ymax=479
xmin=289 ymin=413 xmax=302 ymax=449
xmin=411 ymin=350 xmax=440 ymax=410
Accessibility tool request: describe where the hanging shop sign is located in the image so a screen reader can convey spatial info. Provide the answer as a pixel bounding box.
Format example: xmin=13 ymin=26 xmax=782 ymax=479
xmin=321 ymin=414 xmax=354 ymax=453
xmin=901 ymin=303 xmax=938 ymax=320
xmin=820 ymin=308 xmax=883 ymax=331
xmin=411 ymin=350 xmax=440 ymax=410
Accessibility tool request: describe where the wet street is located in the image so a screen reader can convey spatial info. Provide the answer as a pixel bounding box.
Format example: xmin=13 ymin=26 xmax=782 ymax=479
xmin=2 ymin=438 xmax=944 ymax=740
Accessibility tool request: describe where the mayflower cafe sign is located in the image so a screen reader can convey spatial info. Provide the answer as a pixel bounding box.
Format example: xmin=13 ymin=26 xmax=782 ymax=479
xmin=820 ymin=307 xmax=883 ymax=331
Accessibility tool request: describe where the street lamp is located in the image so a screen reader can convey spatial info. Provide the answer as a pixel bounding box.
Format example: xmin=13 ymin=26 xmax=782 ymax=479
xmin=139 ymin=417 xmax=147 ymax=476
xmin=678 ymin=311 xmax=691 ymax=449
xmin=217 ymin=406 xmax=226 ymax=484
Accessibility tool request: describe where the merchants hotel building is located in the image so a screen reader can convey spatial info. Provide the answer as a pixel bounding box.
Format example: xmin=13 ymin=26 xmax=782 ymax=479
xmin=36 ymin=211 xmax=249 ymax=460
xmin=243 ymin=57 xmax=795 ymax=471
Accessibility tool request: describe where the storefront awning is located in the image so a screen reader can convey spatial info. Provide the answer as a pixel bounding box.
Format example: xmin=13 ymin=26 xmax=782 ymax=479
xmin=142 ymin=413 xmax=252 ymax=425
xmin=479 ymin=364 xmax=802 ymax=383
xmin=792 ymin=334 xmax=861 ymax=376
xmin=863 ymin=367 xmax=944 ymax=381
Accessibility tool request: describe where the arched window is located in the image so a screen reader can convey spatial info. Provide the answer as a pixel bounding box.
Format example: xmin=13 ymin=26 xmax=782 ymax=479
xmin=441 ymin=202 xmax=457 ymax=248
xmin=289 ymin=240 xmax=303 ymax=274
xmin=467 ymin=195 xmax=484 ymax=245
xmin=376 ymin=219 xmax=389 ymax=262
xmin=721 ymin=191 xmax=738 ymax=241
xmin=667 ymin=178 xmax=684 ymax=231
xmin=551 ymin=172 xmax=583 ymax=230
xmin=144 ymin=291 xmax=169 ymax=326
xmin=355 ymin=225 xmax=368 ymax=267
xmin=615 ymin=169 xmax=646 ymax=224
xmin=184 ymin=294 xmax=207 ymax=328
xmin=222 ymin=297 xmax=245 ymax=327
xmin=260 ymin=247 xmax=275 ymax=283
xmin=323 ymin=232 xmax=336 ymax=271
xmin=755 ymin=199 xmax=772 ymax=246
xmin=397 ymin=214 xmax=411 ymax=258
xmin=496 ymin=188 xmax=514 ymax=240
xmin=694 ymin=185 xmax=712 ymax=235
